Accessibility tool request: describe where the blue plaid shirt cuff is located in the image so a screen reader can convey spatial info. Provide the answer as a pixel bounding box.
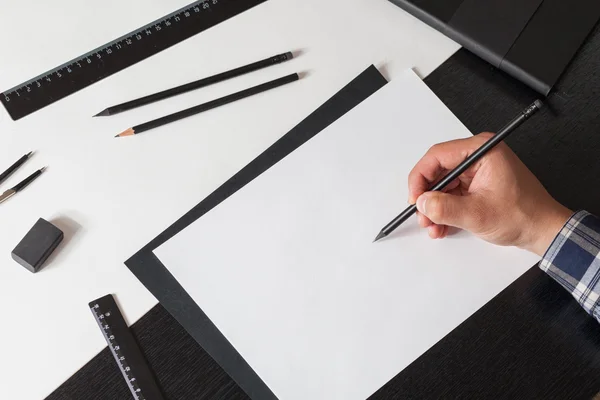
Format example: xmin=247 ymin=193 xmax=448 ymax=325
xmin=540 ymin=210 xmax=600 ymax=323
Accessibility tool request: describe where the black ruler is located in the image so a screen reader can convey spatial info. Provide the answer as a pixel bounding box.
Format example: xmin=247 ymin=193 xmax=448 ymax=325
xmin=90 ymin=294 xmax=164 ymax=400
xmin=1 ymin=0 xmax=267 ymax=121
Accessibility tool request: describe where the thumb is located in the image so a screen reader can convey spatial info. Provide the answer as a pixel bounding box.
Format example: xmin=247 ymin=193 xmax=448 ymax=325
xmin=416 ymin=191 xmax=478 ymax=230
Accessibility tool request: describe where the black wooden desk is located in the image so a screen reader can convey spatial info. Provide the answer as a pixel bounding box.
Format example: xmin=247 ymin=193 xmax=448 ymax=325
xmin=49 ymin=23 xmax=600 ymax=400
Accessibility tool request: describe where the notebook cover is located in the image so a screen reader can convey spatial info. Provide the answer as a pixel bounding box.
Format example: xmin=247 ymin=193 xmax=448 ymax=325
xmin=389 ymin=0 xmax=600 ymax=95
xmin=125 ymin=65 xmax=388 ymax=400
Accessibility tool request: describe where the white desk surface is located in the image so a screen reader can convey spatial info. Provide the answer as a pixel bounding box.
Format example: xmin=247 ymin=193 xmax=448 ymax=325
xmin=0 ymin=0 xmax=458 ymax=398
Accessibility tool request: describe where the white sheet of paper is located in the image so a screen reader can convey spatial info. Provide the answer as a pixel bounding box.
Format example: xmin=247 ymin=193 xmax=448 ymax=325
xmin=154 ymin=69 xmax=539 ymax=400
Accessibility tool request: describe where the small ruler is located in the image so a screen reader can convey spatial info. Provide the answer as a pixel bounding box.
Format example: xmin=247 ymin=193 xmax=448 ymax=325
xmin=1 ymin=0 xmax=267 ymax=120
xmin=90 ymin=294 xmax=164 ymax=400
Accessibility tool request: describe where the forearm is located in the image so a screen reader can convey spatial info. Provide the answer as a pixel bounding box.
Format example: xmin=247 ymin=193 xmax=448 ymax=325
xmin=540 ymin=211 xmax=600 ymax=323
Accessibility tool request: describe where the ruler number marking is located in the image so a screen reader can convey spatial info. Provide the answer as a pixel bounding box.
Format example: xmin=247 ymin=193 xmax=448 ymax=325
xmin=2 ymin=0 xmax=252 ymax=122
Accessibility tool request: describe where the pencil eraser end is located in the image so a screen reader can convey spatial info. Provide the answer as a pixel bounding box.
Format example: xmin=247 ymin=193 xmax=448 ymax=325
xmin=11 ymin=218 xmax=64 ymax=273
xmin=285 ymin=52 xmax=294 ymax=60
xmin=534 ymin=100 xmax=544 ymax=109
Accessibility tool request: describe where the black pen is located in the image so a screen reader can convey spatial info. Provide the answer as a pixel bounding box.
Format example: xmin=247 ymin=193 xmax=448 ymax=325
xmin=0 ymin=151 xmax=32 ymax=186
xmin=0 ymin=167 xmax=46 ymax=204
xmin=374 ymin=100 xmax=544 ymax=242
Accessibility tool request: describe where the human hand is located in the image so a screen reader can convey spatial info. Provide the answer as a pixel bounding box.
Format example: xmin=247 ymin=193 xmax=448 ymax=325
xmin=408 ymin=133 xmax=572 ymax=256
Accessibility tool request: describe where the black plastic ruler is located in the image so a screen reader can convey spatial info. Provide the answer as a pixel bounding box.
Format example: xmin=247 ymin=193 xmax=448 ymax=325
xmin=90 ymin=294 xmax=164 ymax=400
xmin=1 ymin=0 xmax=267 ymax=120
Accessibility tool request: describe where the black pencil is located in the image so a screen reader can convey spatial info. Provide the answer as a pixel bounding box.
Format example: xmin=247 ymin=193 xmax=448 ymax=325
xmin=115 ymin=73 xmax=300 ymax=138
xmin=95 ymin=52 xmax=294 ymax=117
xmin=0 ymin=151 xmax=33 ymax=186
xmin=373 ymin=100 xmax=544 ymax=242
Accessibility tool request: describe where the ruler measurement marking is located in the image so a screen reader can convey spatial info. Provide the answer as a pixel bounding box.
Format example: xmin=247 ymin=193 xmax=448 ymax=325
xmin=1 ymin=0 xmax=266 ymax=120
xmin=1 ymin=0 xmax=216 ymax=97
xmin=90 ymin=298 xmax=155 ymax=400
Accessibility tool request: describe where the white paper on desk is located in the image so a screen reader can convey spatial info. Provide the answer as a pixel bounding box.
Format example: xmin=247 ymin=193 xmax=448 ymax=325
xmin=154 ymin=69 xmax=539 ymax=400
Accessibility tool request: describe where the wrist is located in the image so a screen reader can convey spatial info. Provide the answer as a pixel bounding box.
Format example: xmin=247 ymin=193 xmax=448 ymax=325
xmin=523 ymin=203 xmax=573 ymax=257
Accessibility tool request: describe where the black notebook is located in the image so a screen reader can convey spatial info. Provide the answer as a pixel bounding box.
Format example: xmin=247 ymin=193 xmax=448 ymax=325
xmin=389 ymin=0 xmax=600 ymax=95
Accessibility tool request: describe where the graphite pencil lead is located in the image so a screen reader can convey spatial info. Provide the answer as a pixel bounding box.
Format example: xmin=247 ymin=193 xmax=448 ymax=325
xmin=93 ymin=109 xmax=111 ymax=117
xmin=115 ymin=128 xmax=135 ymax=138
xmin=373 ymin=231 xmax=386 ymax=243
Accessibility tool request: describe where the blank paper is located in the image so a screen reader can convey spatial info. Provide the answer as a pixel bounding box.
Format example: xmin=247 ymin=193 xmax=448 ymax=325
xmin=154 ymin=69 xmax=539 ymax=400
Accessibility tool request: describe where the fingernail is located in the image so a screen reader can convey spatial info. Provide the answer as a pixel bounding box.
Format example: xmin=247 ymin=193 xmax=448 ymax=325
xmin=416 ymin=194 xmax=428 ymax=215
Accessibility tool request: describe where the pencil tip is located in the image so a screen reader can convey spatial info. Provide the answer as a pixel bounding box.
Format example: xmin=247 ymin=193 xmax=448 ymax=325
xmin=115 ymin=128 xmax=135 ymax=138
xmin=26 ymin=151 xmax=34 ymax=157
xmin=40 ymin=166 xmax=47 ymax=173
xmin=93 ymin=109 xmax=110 ymax=117
xmin=373 ymin=231 xmax=386 ymax=243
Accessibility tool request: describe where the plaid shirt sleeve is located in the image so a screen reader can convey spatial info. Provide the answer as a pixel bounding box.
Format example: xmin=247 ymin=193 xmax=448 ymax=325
xmin=540 ymin=210 xmax=600 ymax=323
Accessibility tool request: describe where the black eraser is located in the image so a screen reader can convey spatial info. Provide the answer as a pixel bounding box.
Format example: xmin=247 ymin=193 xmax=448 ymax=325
xmin=11 ymin=218 xmax=64 ymax=273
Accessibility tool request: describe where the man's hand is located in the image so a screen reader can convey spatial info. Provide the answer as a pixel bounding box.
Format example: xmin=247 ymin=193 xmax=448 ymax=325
xmin=408 ymin=133 xmax=572 ymax=256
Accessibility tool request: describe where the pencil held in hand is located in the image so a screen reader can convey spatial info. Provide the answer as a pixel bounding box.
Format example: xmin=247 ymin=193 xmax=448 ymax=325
xmin=373 ymin=100 xmax=544 ymax=242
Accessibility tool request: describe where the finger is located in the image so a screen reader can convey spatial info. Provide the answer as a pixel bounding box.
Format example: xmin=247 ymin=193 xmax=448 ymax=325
xmin=417 ymin=211 xmax=433 ymax=228
xmin=417 ymin=191 xmax=481 ymax=231
xmin=428 ymin=224 xmax=445 ymax=239
xmin=446 ymin=186 xmax=464 ymax=197
xmin=442 ymin=178 xmax=461 ymax=193
xmin=439 ymin=225 xmax=449 ymax=239
xmin=408 ymin=134 xmax=492 ymax=203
